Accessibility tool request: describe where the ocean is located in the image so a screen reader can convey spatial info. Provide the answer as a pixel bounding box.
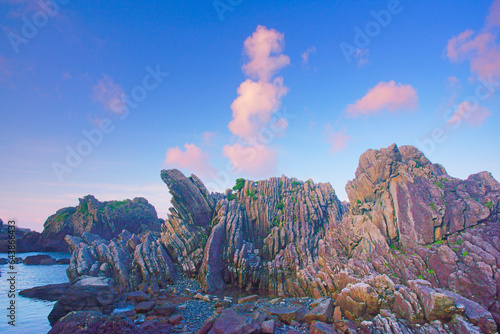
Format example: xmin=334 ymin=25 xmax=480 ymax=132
xmin=0 ymin=252 xmax=71 ymax=334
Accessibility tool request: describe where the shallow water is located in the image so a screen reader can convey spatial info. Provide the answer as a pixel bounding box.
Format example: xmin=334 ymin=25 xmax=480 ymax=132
xmin=0 ymin=252 xmax=71 ymax=334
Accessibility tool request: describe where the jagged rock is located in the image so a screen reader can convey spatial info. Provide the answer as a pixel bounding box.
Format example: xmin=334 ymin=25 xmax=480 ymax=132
xmin=336 ymin=283 xmax=380 ymax=320
xmin=263 ymin=306 xmax=307 ymax=324
xmin=134 ymin=301 xmax=155 ymax=313
xmin=48 ymin=276 xmax=116 ymax=326
xmin=160 ymin=169 xmax=215 ymax=277
xmin=65 ymin=230 xmax=176 ymax=292
xmin=48 ymin=311 xmax=139 ymax=334
xmin=261 ymin=319 xmax=276 ymax=333
xmin=310 ymin=321 xmax=337 ymax=334
xmin=209 ymin=309 xmax=259 ymax=334
xmin=19 ymin=283 xmax=71 ymax=301
xmin=305 ymin=298 xmax=335 ymax=323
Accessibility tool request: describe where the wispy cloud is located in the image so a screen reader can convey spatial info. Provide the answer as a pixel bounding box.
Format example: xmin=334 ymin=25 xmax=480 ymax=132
xmin=354 ymin=48 xmax=370 ymax=67
xmin=448 ymin=101 xmax=491 ymax=127
xmin=202 ymin=131 xmax=216 ymax=146
xmin=223 ymin=143 xmax=277 ymax=176
xmin=346 ymin=80 xmax=418 ymax=117
xmin=92 ymin=75 xmax=126 ymax=114
xmin=301 ymin=46 xmax=316 ymax=65
xmin=164 ymin=143 xmax=215 ymax=178
xmin=324 ymin=125 xmax=350 ymax=153
xmin=445 ymin=0 xmax=500 ymax=80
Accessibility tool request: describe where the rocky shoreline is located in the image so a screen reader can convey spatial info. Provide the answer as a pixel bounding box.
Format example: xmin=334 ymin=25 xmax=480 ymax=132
xmin=15 ymin=144 xmax=500 ymax=333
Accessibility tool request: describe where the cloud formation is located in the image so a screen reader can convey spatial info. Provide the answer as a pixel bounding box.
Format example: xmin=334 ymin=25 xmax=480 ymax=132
xmin=228 ymin=78 xmax=288 ymax=138
xmin=324 ymin=125 xmax=350 ymax=153
xmin=223 ymin=143 xmax=277 ymax=176
xmin=445 ymin=0 xmax=500 ymax=79
xmin=225 ymin=26 xmax=290 ymax=176
xmin=448 ymin=101 xmax=491 ymax=127
xmin=92 ymin=75 xmax=125 ymax=114
xmin=164 ymin=143 xmax=215 ymax=177
xmin=346 ymin=80 xmax=418 ymax=117
xmin=242 ymin=25 xmax=290 ymax=81
xmin=301 ymin=46 xmax=316 ymax=64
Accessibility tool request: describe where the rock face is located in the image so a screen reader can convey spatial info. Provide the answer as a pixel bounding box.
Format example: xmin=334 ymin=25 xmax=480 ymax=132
xmin=65 ymin=230 xmax=176 ymax=293
xmin=61 ymin=145 xmax=500 ymax=332
xmin=23 ymin=254 xmax=56 ymax=265
xmin=38 ymin=195 xmax=161 ymax=252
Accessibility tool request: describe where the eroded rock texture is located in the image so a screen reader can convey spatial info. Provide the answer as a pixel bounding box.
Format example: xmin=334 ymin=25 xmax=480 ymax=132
xmin=63 ymin=145 xmax=500 ymax=332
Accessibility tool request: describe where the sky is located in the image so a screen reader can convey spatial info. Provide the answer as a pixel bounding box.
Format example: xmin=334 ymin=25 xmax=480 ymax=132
xmin=0 ymin=0 xmax=499 ymax=232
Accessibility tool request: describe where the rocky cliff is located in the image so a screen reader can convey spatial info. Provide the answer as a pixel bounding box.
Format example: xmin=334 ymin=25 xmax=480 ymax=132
xmin=31 ymin=196 xmax=161 ymax=252
xmin=63 ymin=144 xmax=500 ymax=333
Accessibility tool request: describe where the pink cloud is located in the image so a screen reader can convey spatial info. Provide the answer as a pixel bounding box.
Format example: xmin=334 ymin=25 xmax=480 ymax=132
xmin=445 ymin=1 xmax=500 ymax=79
xmin=324 ymin=125 xmax=350 ymax=153
xmin=487 ymin=0 xmax=500 ymax=28
xmin=164 ymin=144 xmax=215 ymax=177
xmin=301 ymin=46 xmax=316 ymax=64
xmin=448 ymin=101 xmax=491 ymax=127
xmin=354 ymin=48 xmax=370 ymax=67
xmin=223 ymin=143 xmax=277 ymax=176
xmin=202 ymin=132 xmax=216 ymax=146
xmin=228 ymin=78 xmax=288 ymax=138
xmin=92 ymin=75 xmax=125 ymax=115
xmin=242 ymin=25 xmax=290 ymax=82
xmin=346 ymin=81 xmax=418 ymax=117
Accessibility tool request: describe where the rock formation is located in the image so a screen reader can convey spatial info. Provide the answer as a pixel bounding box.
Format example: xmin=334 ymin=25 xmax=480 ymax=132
xmin=60 ymin=144 xmax=500 ymax=332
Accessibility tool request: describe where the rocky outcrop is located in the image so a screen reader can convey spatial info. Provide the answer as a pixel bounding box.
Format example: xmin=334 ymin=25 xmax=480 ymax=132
xmin=65 ymin=230 xmax=176 ymax=293
xmin=48 ymin=276 xmax=116 ymax=326
xmin=20 ymin=283 xmax=71 ymax=301
xmin=39 ymin=196 xmax=161 ymax=252
xmin=23 ymin=254 xmax=56 ymax=265
xmin=160 ymin=170 xmax=215 ymax=276
xmin=56 ymin=145 xmax=500 ymax=332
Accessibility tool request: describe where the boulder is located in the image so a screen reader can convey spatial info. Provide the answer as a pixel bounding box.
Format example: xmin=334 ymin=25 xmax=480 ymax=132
xmin=20 ymin=283 xmax=71 ymax=301
xmin=305 ymin=298 xmax=335 ymax=323
xmin=23 ymin=254 xmax=56 ymax=265
xmin=48 ymin=276 xmax=116 ymax=326
xmin=209 ymin=309 xmax=259 ymax=333
xmin=264 ymin=306 xmax=307 ymax=324
xmin=48 ymin=311 xmax=139 ymax=334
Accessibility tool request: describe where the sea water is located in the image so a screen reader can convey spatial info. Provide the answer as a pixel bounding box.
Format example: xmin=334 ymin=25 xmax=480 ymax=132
xmin=0 ymin=252 xmax=71 ymax=334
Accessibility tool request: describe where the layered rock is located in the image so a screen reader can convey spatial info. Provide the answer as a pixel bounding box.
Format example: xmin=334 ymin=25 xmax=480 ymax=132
xmin=38 ymin=195 xmax=161 ymax=252
xmin=65 ymin=230 xmax=176 ymax=293
xmin=160 ymin=170 xmax=215 ymax=276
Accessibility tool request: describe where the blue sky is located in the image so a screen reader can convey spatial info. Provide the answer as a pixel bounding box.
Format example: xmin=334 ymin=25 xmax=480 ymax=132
xmin=1 ymin=0 xmax=499 ymax=231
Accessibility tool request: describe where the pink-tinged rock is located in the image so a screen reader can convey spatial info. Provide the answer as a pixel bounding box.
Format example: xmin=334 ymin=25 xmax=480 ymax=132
xmin=209 ymin=309 xmax=259 ymax=334
xmin=126 ymin=291 xmax=150 ymax=303
xmin=134 ymin=301 xmax=155 ymax=313
xmin=264 ymin=306 xmax=307 ymax=324
xmin=196 ymin=315 xmax=217 ymax=334
xmin=310 ymin=321 xmax=337 ymax=334
xmin=238 ymin=295 xmax=260 ymax=304
xmin=261 ymin=319 xmax=275 ymax=333
xmin=167 ymin=314 xmax=184 ymax=325
xmin=152 ymin=304 xmax=175 ymax=317
xmin=408 ymin=280 xmax=457 ymax=321
xmin=305 ymin=298 xmax=334 ymax=323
